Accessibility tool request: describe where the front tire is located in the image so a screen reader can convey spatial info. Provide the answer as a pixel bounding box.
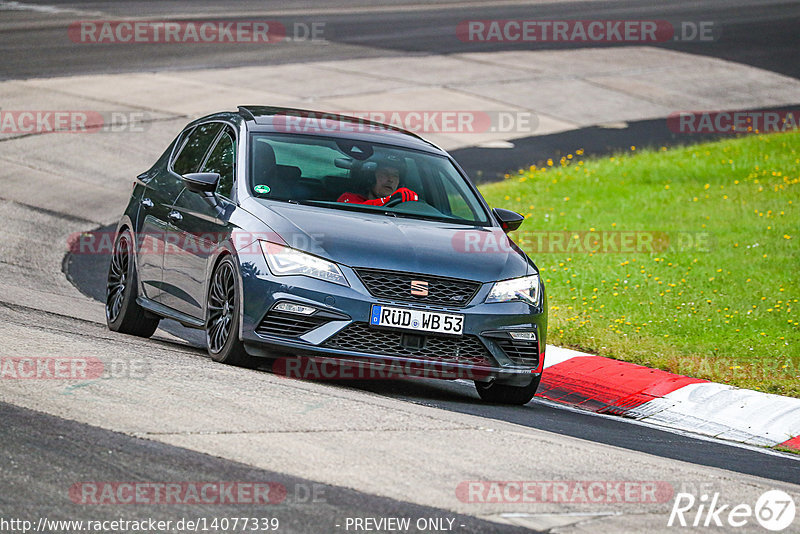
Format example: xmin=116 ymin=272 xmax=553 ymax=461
xmin=206 ymin=256 xmax=257 ymax=368
xmin=106 ymin=229 xmax=160 ymax=337
xmin=475 ymin=375 xmax=541 ymax=405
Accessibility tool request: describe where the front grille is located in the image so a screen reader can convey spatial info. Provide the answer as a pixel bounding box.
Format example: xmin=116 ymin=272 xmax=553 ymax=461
xmin=354 ymin=268 xmax=480 ymax=308
xmin=323 ymin=323 xmax=492 ymax=366
xmin=496 ymin=339 xmax=540 ymax=368
xmin=256 ymin=311 xmax=329 ymax=337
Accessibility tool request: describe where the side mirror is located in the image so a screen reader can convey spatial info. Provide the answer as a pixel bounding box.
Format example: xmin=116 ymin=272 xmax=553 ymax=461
xmin=181 ymin=172 xmax=219 ymax=194
xmin=492 ymin=208 xmax=524 ymax=233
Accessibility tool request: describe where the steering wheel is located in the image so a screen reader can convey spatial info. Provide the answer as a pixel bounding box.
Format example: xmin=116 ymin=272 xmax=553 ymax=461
xmin=384 ymin=197 xmax=405 ymax=208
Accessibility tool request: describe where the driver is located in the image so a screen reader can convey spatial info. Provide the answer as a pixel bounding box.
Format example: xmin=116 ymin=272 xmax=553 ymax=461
xmin=338 ymin=155 xmax=419 ymax=206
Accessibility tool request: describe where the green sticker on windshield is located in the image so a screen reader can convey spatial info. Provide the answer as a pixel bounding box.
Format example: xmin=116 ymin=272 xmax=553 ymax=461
xmin=254 ymin=185 xmax=270 ymax=195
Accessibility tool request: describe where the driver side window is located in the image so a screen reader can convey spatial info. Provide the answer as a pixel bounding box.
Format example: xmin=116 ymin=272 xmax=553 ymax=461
xmin=172 ymin=122 xmax=222 ymax=176
xmin=201 ymin=128 xmax=236 ymax=199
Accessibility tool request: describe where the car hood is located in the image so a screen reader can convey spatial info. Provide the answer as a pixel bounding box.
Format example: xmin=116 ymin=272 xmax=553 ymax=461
xmin=251 ymin=201 xmax=533 ymax=283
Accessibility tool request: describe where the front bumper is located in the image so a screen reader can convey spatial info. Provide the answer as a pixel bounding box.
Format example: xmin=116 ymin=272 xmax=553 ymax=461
xmin=239 ymin=260 xmax=546 ymax=386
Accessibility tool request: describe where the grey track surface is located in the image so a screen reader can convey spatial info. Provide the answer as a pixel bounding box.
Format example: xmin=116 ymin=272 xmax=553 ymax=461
xmin=1 ymin=0 xmax=799 ymax=80
xmin=0 ymin=401 xmax=532 ymax=533
xmin=2 ymin=1 xmax=800 ymax=532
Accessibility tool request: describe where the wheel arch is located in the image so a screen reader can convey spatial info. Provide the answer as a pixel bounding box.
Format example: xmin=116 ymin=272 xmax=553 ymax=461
xmin=112 ymin=217 xmax=144 ymax=296
xmin=205 ymin=243 xmax=246 ymax=341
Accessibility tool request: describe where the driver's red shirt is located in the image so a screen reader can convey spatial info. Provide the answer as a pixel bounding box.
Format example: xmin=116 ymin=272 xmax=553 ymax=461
xmin=337 ymin=192 xmax=368 ymax=204
xmin=337 ymin=189 xmax=417 ymax=206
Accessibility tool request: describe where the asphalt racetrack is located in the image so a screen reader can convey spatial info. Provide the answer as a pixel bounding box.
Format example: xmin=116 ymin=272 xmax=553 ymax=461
xmin=1 ymin=1 xmax=799 ymax=533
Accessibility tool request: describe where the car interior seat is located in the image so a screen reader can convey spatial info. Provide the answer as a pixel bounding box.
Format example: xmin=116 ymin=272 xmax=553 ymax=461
xmin=251 ymin=141 xmax=313 ymax=200
xmin=251 ymin=140 xmax=277 ymax=189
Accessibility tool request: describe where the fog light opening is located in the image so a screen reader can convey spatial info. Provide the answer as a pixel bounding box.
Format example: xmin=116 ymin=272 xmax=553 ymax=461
xmin=273 ymin=302 xmax=316 ymax=315
xmin=509 ymin=331 xmax=537 ymax=341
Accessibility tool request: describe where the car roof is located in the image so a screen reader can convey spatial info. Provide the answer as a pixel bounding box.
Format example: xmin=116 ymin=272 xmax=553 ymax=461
xmin=231 ymin=105 xmax=447 ymax=154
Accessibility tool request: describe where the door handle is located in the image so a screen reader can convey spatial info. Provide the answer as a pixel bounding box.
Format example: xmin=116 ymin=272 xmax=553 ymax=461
xmin=141 ymin=198 xmax=154 ymax=209
xmin=168 ymin=210 xmax=183 ymax=222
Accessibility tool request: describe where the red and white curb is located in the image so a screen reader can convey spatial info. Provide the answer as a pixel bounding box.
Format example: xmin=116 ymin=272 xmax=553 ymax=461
xmin=537 ymin=347 xmax=800 ymax=453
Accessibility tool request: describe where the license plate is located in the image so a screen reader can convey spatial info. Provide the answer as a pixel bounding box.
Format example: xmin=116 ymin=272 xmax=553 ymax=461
xmin=369 ymin=305 xmax=464 ymax=335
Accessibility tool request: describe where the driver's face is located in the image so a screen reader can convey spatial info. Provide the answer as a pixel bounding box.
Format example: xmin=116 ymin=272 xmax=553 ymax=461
xmin=371 ymin=166 xmax=400 ymax=198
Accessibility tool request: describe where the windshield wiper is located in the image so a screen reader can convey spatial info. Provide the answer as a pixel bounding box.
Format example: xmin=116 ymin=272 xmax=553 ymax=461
xmin=378 ymin=210 xmax=482 ymax=226
xmin=284 ymin=199 xmax=487 ymax=225
xmin=298 ymin=200 xmax=378 ymax=214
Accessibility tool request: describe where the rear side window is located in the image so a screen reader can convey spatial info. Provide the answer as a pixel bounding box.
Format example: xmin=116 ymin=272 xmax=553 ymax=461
xmin=201 ymin=128 xmax=236 ymax=199
xmin=172 ymin=123 xmax=222 ymax=176
xmin=267 ymin=138 xmax=348 ymax=179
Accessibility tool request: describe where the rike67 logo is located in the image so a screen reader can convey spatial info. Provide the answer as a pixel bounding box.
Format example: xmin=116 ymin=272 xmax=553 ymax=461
xmin=668 ymin=489 xmax=796 ymax=531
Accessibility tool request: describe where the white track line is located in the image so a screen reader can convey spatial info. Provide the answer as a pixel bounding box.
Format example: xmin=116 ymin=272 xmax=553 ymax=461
xmin=0 ymin=1 xmax=103 ymax=15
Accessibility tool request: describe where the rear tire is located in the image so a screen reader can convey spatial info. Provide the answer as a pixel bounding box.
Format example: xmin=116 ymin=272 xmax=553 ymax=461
xmin=475 ymin=375 xmax=541 ymax=405
xmin=106 ymin=229 xmax=160 ymax=337
xmin=206 ymin=256 xmax=258 ymax=368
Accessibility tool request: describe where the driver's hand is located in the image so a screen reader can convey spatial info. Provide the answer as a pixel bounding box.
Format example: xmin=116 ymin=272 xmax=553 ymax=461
xmin=388 ymin=187 xmax=419 ymax=203
xmin=364 ymin=187 xmax=419 ymax=206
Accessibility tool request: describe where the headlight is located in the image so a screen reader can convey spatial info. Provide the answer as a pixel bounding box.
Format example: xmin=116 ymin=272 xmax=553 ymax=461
xmin=486 ymin=274 xmax=540 ymax=305
xmin=259 ymin=240 xmax=348 ymax=287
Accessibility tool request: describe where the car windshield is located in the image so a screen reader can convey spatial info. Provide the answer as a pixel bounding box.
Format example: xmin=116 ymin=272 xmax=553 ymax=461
xmin=248 ymin=133 xmax=490 ymax=225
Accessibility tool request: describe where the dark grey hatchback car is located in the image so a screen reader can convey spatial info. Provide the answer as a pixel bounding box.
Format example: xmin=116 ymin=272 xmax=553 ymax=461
xmin=106 ymin=106 xmax=547 ymax=404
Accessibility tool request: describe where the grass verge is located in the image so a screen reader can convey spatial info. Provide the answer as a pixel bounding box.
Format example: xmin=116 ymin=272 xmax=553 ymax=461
xmin=479 ymin=130 xmax=800 ymax=397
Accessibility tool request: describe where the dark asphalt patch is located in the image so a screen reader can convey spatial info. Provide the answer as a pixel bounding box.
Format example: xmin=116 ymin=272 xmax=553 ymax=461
xmin=0 ymin=401 xmax=534 ymax=534
xmin=62 ymin=223 xmax=206 ymax=348
xmin=451 ymin=114 xmax=783 ymax=184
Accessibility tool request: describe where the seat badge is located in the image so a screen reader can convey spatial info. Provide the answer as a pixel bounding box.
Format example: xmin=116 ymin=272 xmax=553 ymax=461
xmin=410 ymin=280 xmax=429 ymax=296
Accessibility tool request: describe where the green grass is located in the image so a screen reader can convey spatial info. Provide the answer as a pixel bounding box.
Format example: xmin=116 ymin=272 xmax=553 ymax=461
xmin=479 ymin=131 xmax=800 ymax=397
